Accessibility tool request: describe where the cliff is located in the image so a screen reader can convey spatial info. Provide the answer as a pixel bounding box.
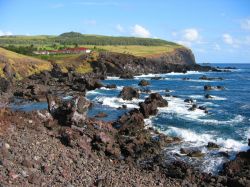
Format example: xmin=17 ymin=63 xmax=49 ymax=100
xmin=91 ymin=48 xmax=213 ymax=76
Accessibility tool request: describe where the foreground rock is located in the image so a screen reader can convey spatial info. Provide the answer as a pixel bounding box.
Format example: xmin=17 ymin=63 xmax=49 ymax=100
xmin=119 ymin=86 xmax=139 ymax=100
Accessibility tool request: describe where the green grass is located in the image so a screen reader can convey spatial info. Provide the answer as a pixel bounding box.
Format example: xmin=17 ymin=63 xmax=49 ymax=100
xmin=0 ymin=47 xmax=52 ymax=79
xmin=84 ymin=45 xmax=182 ymax=57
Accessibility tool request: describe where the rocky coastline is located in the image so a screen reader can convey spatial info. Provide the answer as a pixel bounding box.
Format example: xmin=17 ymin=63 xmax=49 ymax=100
xmin=0 ymin=61 xmax=249 ymax=186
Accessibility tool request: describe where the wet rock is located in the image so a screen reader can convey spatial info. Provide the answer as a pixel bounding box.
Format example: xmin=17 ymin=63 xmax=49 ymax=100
xmin=199 ymin=75 xmax=223 ymax=81
xmin=151 ymin=77 xmax=162 ymax=80
xmin=205 ymin=94 xmax=213 ymax=99
xmin=139 ymin=93 xmax=168 ymax=118
xmin=165 ymin=89 xmax=170 ymax=92
xmin=207 ymin=142 xmax=220 ymax=149
xmin=120 ymin=73 xmax=134 ymax=79
xmin=95 ymin=112 xmax=108 ymax=118
xmin=105 ymin=84 xmax=117 ymax=89
xmin=180 ymin=148 xmax=204 ymax=157
xmin=182 ymin=77 xmax=190 ymax=80
xmin=204 ymin=85 xmax=225 ymax=91
xmin=139 ymin=102 xmax=158 ymax=118
xmin=188 ymin=104 xmax=197 ymax=111
xmin=184 ymin=98 xmax=194 ymax=103
xmin=119 ymin=86 xmax=139 ymax=100
xmin=138 ymin=79 xmax=150 ymax=86
xmin=140 ymin=88 xmax=151 ymax=93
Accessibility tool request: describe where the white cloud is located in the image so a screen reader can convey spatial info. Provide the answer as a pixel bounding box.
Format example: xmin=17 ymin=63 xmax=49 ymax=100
xmin=116 ymin=24 xmax=125 ymax=33
xmin=183 ymin=28 xmax=199 ymax=42
xmin=177 ymin=40 xmax=192 ymax=47
xmin=83 ymin=19 xmax=97 ymax=26
xmin=214 ymin=43 xmax=221 ymax=51
xmin=0 ymin=30 xmax=13 ymax=36
xmin=222 ymin=33 xmax=234 ymax=45
xmin=131 ymin=24 xmax=151 ymax=38
xmin=241 ymin=18 xmax=250 ymax=31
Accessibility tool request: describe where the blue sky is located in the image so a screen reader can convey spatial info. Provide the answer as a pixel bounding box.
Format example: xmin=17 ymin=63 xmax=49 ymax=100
xmin=1 ymin=0 xmax=250 ymax=63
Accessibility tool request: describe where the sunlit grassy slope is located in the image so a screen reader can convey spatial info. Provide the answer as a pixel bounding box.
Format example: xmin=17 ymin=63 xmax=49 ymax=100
xmin=84 ymin=45 xmax=182 ymax=57
xmin=0 ymin=47 xmax=52 ymax=79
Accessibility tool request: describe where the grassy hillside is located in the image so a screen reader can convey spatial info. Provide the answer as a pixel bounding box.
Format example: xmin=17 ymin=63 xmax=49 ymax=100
xmin=0 ymin=47 xmax=94 ymax=79
xmin=0 ymin=32 xmax=182 ymax=47
xmin=86 ymin=45 xmax=182 ymax=57
xmin=0 ymin=47 xmax=52 ymax=79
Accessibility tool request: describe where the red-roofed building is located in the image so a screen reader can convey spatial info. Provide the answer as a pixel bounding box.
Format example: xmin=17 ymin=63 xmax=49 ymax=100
xmin=34 ymin=47 xmax=91 ymax=55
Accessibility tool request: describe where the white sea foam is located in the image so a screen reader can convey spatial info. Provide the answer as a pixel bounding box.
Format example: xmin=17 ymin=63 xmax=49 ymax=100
xmin=165 ymin=126 xmax=248 ymax=152
xmin=100 ymin=86 xmax=124 ymax=91
xmin=86 ymin=90 xmax=102 ymax=95
xmin=189 ymin=95 xmax=204 ymax=99
xmin=106 ymin=76 xmax=120 ymax=80
xmin=159 ymin=96 xmax=206 ymax=120
xmin=209 ymin=95 xmax=227 ymax=100
xmin=94 ymin=96 xmax=143 ymax=109
xmin=166 ymin=71 xmax=202 ymax=75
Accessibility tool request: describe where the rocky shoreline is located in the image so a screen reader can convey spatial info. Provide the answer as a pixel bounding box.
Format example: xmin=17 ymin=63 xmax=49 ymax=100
xmin=0 ymin=63 xmax=250 ymax=186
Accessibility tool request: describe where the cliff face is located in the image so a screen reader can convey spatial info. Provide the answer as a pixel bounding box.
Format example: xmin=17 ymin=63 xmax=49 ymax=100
xmin=92 ymin=47 xmax=198 ymax=76
xmin=147 ymin=48 xmax=196 ymax=66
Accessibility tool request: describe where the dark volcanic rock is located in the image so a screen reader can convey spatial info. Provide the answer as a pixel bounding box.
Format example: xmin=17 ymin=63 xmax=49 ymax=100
xmin=205 ymin=94 xmax=213 ymax=99
xmin=221 ymin=149 xmax=250 ymax=186
xmin=207 ymin=142 xmax=220 ymax=149
xmin=0 ymin=78 xmax=10 ymax=93
xmin=47 ymin=95 xmax=90 ymax=126
xmin=119 ymin=86 xmax=139 ymax=100
xmin=139 ymin=93 xmax=168 ymax=118
xmin=116 ymin=109 xmax=145 ymax=136
xmin=184 ymin=98 xmax=194 ymax=103
xmin=138 ymin=79 xmax=150 ymax=86
xmin=120 ymin=73 xmax=134 ymax=79
xmin=204 ymin=85 xmax=225 ymax=91
xmin=199 ymin=75 xmax=223 ymax=81
xmin=105 ymin=84 xmax=117 ymax=89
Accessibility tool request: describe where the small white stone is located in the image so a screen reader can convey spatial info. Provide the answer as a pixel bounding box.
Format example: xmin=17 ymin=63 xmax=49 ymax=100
xmin=28 ymin=120 xmax=33 ymax=124
xmin=4 ymin=143 xmax=10 ymax=149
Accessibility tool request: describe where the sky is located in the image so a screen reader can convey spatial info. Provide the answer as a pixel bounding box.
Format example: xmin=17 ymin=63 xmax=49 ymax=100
xmin=0 ymin=0 xmax=250 ymax=63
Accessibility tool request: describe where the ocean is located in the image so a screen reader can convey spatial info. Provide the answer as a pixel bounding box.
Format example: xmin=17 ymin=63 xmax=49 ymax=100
xmin=11 ymin=63 xmax=250 ymax=174
xmin=87 ymin=63 xmax=250 ymax=174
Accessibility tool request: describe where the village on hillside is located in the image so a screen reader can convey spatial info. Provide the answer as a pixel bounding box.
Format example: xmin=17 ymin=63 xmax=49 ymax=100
xmin=33 ymin=47 xmax=91 ymax=55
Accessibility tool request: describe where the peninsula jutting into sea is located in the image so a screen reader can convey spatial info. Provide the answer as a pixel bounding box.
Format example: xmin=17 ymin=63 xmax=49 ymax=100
xmin=0 ymin=1 xmax=250 ymax=186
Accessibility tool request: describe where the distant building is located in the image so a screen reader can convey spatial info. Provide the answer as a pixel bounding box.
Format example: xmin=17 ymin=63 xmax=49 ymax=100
xmin=33 ymin=47 xmax=91 ymax=55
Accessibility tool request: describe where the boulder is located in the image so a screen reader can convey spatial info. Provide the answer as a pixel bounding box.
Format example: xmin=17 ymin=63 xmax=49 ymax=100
xmin=207 ymin=142 xmax=220 ymax=149
xmin=184 ymin=98 xmax=194 ymax=103
xmin=139 ymin=93 xmax=168 ymax=118
xmin=46 ymin=95 xmax=90 ymax=126
xmin=120 ymin=73 xmax=134 ymax=79
xmin=205 ymin=94 xmax=213 ymax=99
xmin=105 ymin=84 xmax=117 ymax=89
xmin=138 ymin=79 xmax=150 ymax=86
xmin=116 ymin=109 xmax=145 ymax=136
xmin=0 ymin=78 xmax=10 ymax=93
xmin=199 ymin=75 xmax=223 ymax=81
xmin=119 ymin=86 xmax=139 ymax=100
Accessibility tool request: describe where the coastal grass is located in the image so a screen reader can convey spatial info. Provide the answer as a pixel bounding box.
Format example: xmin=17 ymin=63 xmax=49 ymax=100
xmin=0 ymin=47 xmax=52 ymax=79
xmin=73 ymin=45 xmax=183 ymax=57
